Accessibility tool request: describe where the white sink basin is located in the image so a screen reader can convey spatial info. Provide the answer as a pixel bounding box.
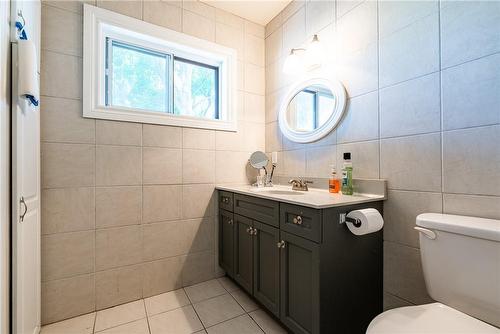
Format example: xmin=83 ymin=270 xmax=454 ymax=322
xmin=249 ymin=187 xmax=304 ymax=195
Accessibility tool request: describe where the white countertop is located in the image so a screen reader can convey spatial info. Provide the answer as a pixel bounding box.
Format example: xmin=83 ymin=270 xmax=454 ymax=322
xmin=216 ymin=185 xmax=386 ymax=209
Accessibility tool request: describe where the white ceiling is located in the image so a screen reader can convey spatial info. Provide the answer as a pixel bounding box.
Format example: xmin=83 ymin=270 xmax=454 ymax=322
xmin=201 ymin=0 xmax=292 ymax=26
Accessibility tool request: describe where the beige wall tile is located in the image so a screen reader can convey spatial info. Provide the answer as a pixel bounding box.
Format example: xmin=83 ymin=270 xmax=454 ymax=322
xmin=183 ymin=0 xmax=215 ymax=19
xmin=244 ymin=122 xmax=265 ymax=152
xmin=337 ymin=91 xmax=379 ymax=144
xmin=245 ymin=34 xmax=265 ymax=66
xmin=265 ymin=122 xmax=282 ymax=153
xmin=42 ymin=143 xmax=95 ymax=188
xmin=380 ymin=73 xmax=441 ymax=138
xmin=143 ymin=0 xmax=182 ymax=31
xmin=97 ymin=0 xmax=142 ymax=19
xmin=41 ymin=51 xmax=82 ymax=100
xmin=443 ymin=125 xmax=500 ymax=196
xmin=143 ymin=147 xmax=182 ymax=184
xmin=182 ymin=10 xmax=215 ymax=42
xmin=383 ymin=292 xmax=413 ymax=311
xmin=96 ymin=145 xmax=142 ymax=186
xmin=306 ymin=145 xmax=336 ymax=178
xmin=96 ymin=186 xmax=142 ymax=228
xmin=42 ymin=274 xmax=95 ymax=325
xmin=443 ymin=193 xmax=500 ymax=220
xmin=379 ymin=13 xmax=439 ymax=87
xmin=265 ymin=11 xmax=282 ymax=38
xmin=182 ymin=250 xmax=216 ymax=286
xmin=245 ymin=20 xmax=265 ymax=39
xmin=143 ymin=124 xmax=182 ymax=148
xmin=244 ymin=63 xmax=265 ymax=95
xmin=42 ymin=0 xmax=94 ymax=15
xmin=183 ymin=150 xmax=216 ymax=184
xmin=244 ymin=93 xmax=265 ymax=124
xmin=215 ymin=123 xmax=245 ymax=151
xmin=142 ymin=257 xmax=184 ymax=297
xmin=380 ymin=134 xmax=441 ymax=192
xmin=337 ymin=1 xmax=377 ymax=54
xmin=183 ymin=128 xmax=216 ymax=150
xmin=215 ymin=8 xmax=244 ymax=30
xmin=216 ymin=22 xmax=244 ymax=60
xmin=182 ymin=184 xmax=215 ymax=219
xmin=282 ymin=6 xmax=306 ymax=52
xmin=336 ymin=140 xmax=380 ymax=179
xmin=96 ymin=120 xmax=142 ymax=146
xmin=440 ymin=1 xmax=500 ymax=68
xmin=281 ymin=0 xmax=305 ymax=23
xmin=383 ymin=242 xmax=433 ymax=305
xmin=143 ymin=185 xmax=182 ymax=223
xmin=41 ymin=4 xmax=82 ymax=56
xmin=305 ymin=0 xmax=334 ymax=36
xmin=283 ymin=149 xmax=306 ymax=177
xmin=337 ymin=0 xmax=363 ymax=18
xmin=95 ymin=264 xmax=143 ymax=310
xmin=143 ymin=218 xmax=213 ymax=261
xmin=379 ymin=0 xmax=438 ymax=38
xmin=215 ymin=151 xmax=255 ymax=184
xmin=265 ymin=27 xmax=282 ymax=66
xmin=383 ymin=190 xmax=442 ymax=248
xmin=95 ymin=225 xmax=142 ymax=271
xmin=442 ymin=53 xmax=500 ymax=131
xmin=42 ymin=187 xmax=95 ymax=235
xmin=41 ymin=96 xmax=95 ymax=144
xmin=42 ymin=231 xmax=95 ymax=281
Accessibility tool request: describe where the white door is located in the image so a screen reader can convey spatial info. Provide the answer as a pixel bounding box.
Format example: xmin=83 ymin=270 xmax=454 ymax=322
xmin=11 ymin=1 xmax=41 ymax=334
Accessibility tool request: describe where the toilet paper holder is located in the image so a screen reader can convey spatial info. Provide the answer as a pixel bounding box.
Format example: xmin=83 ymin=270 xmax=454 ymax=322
xmin=339 ymin=213 xmax=362 ymax=227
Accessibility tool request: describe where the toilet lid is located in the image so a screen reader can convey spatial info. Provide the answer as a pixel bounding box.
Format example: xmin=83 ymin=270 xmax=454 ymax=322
xmin=367 ymin=303 xmax=500 ymax=333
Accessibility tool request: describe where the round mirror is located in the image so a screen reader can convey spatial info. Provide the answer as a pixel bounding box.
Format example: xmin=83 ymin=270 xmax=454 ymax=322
xmin=249 ymin=151 xmax=269 ymax=169
xmin=278 ymin=77 xmax=346 ymax=143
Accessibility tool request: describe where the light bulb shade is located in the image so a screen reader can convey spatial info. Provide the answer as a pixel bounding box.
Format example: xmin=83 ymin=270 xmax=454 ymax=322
xmin=283 ymin=51 xmax=302 ymax=75
xmin=305 ymin=36 xmax=324 ymax=68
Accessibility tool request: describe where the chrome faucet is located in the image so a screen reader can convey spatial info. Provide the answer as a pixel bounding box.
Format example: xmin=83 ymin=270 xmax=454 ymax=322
xmin=289 ymin=178 xmax=313 ymax=191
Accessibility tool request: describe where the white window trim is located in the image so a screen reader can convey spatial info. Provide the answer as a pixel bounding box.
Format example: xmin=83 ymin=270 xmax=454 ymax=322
xmin=83 ymin=4 xmax=238 ymax=131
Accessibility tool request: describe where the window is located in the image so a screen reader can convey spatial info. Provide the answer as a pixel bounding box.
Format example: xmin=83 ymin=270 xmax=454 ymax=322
xmin=84 ymin=4 xmax=237 ymax=131
xmin=287 ymin=86 xmax=336 ymax=132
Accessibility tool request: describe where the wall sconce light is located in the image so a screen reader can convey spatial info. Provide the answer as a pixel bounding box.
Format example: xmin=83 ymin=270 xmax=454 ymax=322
xmin=283 ymin=34 xmax=324 ymax=75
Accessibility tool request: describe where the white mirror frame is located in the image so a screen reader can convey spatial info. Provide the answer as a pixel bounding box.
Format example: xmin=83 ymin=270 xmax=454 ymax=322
xmin=278 ymin=77 xmax=347 ymax=143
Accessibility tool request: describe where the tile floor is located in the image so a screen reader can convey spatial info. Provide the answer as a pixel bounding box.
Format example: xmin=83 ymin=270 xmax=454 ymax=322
xmin=40 ymin=277 xmax=288 ymax=334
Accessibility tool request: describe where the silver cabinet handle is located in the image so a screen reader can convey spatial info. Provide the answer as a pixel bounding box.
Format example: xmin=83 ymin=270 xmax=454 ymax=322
xmin=246 ymin=227 xmax=251 ymax=234
xmin=277 ymin=240 xmax=286 ymax=248
xmin=19 ymin=196 xmax=27 ymax=222
xmin=252 ymin=228 xmax=258 ymax=236
xmin=227 ymin=219 xmax=233 ymax=225
xmin=293 ymin=215 xmax=303 ymax=225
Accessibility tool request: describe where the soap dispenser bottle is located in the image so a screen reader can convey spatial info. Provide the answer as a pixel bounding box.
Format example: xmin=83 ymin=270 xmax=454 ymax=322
xmin=329 ymin=166 xmax=340 ymax=193
xmin=341 ymin=152 xmax=353 ymax=195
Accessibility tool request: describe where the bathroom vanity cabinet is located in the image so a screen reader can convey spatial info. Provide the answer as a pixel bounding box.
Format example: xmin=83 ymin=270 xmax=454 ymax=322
xmin=218 ymin=189 xmax=384 ymax=334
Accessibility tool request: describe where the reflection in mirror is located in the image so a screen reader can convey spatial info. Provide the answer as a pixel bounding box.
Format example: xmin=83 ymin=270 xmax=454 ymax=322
xmin=249 ymin=151 xmax=269 ymax=169
xmin=286 ymin=84 xmax=335 ymax=133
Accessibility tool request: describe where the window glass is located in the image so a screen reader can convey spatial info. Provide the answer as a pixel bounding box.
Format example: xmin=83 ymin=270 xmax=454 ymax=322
xmin=173 ymin=58 xmax=218 ymax=119
xmin=289 ymin=90 xmax=315 ymax=132
xmin=317 ymin=93 xmax=335 ymax=128
xmin=108 ymin=40 xmax=170 ymax=112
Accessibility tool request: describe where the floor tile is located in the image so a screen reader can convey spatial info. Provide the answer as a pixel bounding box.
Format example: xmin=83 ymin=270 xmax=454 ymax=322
xmin=206 ymin=314 xmax=264 ymax=334
xmin=40 ymin=313 xmax=95 ymax=334
xmin=145 ymin=288 xmax=190 ymax=316
xmin=184 ymin=279 xmax=226 ymax=303
xmin=94 ymin=300 xmax=146 ymax=332
xmin=96 ymin=318 xmax=149 ymax=334
xmin=249 ymin=310 xmax=287 ymax=334
xmin=217 ymin=276 xmax=239 ymax=293
xmin=148 ymin=305 xmax=203 ymax=334
xmin=193 ymin=294 xmax=245 ymax=328
xmin=230 ymin=289 xmax=259 ymax=312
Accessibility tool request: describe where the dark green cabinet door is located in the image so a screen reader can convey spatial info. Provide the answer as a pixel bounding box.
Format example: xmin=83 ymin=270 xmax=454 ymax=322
xmin=219 ymin=210 xmax=234 ymax=277
xmin=280 ymin=231 xmax=320 ymax=334
xmin=234 ymin=214 xmax=253 ymax=293
xmin=253 ymin=221 xmax=280 ymax=317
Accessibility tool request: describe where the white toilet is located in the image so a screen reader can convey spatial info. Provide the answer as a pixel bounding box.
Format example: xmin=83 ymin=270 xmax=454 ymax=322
xmin=367 ymin=213 xmax=500 ymax=333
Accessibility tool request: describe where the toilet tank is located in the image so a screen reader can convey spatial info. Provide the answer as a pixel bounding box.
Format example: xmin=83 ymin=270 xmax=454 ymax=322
xmin=416 ymin=213 xmax=500 ymax=328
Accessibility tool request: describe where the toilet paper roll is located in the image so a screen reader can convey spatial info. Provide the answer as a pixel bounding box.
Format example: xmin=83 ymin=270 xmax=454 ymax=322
xmin=346 ymin=208 xmax=383 ymax=236
xmin=17 ymin=39 xmax=39 ymax=104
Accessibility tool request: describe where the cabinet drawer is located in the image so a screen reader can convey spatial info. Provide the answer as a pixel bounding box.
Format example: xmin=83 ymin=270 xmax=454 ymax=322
xmin=219 ymin=191 xmax=234 ymax=211
xmin=234 ymin=194 xmax=279 ymax=227
xmin=280 ymin=203 xmax=321 ymax=243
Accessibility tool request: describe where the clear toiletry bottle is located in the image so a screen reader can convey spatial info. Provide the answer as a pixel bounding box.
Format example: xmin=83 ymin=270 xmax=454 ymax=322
xmin=329 ymin=166 xmax=340 ymax=193
xmin=341 ymin=152 xmax=353 ymax=195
